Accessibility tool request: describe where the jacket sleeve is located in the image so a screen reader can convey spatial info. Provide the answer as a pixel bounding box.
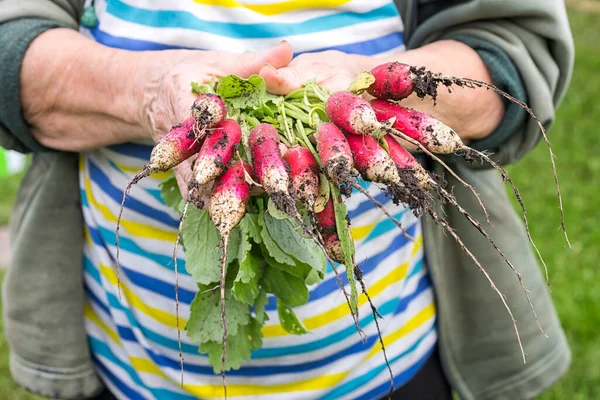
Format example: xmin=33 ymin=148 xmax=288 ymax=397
xmin=406 ymin=0 xmax=574 ymax=166
xmin=0 ymin=0 xmax=83 ymax=153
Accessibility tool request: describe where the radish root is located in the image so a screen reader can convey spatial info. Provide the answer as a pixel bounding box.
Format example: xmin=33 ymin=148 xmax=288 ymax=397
xmin=461 ymin=147 xmax=550 ymax=289
xmin=415 ymin=69 xmax=569 ymax=249
xmin=115 ymin=166 xmax=153 ymax=299
xmin=355 ymin=265 xmax=394 ymax=398
xmin=425 ymin=205 xmax=526 ymax=363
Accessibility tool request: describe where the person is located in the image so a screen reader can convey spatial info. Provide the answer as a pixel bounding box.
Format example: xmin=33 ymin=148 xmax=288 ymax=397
xmin=0 ymin=1 xmax=574 ymax=399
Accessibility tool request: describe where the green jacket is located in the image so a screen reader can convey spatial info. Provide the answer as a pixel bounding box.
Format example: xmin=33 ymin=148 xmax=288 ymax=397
xmin=0 ymin=1 xmax=574 ymax=399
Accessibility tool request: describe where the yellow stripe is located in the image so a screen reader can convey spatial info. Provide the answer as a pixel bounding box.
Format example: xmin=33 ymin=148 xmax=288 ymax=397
xmin=130 ymin=358 xmax=169 ymax=377
xmin=81 ymin=157 xmax=177 ymax=242
xmin=183 ymin=371 xmax=347 ymax=398
xmin=350 ymin=222 xmax=375 ymax=241
xmin=112 ymin=160 xmax=173 ymax=181
xmin=367 ymin=303 xmax=435 ymax=359
xmin=85 ymin=303 xmax=121 ymax=344
xmin=192 ymin=0 xmax=351 ymax=16
xmin=99 ymin=264 xmax=187 ymax=328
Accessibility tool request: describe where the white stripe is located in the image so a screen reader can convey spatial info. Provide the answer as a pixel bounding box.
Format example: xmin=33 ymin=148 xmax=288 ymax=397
xmin=97 ymin=12 xmax=403 ymax=54
xmin=112 ymin=0 xmax=393 ymax=24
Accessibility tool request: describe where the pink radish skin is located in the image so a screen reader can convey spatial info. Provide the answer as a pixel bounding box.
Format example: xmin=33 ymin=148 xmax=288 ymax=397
xmin=326 ymin=91 xmax=381 ymax=136
xmin=192 ymin=119 xmax=242 ymax=186
xmin=150 ymin=116 xmax=204 ymax=171
xmin=315 ymin=122 xmax=354 ymax=183
xmin=382 ymin=135 xmax=431 ymax=189
xmin=209 ymin=161 xmax=252 ymax=237
xmin=283 ymin=146 xmax=319 ymax=210
xmin=345 ymin=133 xmax=401 ymax=186
xmin=191 ymin=94 xmax=227 ymax=128
xmin=371 ymin=99 xmax=462 ymax=154
xmin=368 ymin=62 xmax=414 ymax=101
xmin=249 ymin=123 xmax=290 ymax=195
xmin=315 ymin=195 xmax=346 ymax=264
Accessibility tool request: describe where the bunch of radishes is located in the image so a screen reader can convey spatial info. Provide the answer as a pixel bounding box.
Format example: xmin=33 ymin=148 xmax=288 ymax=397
xmin=113 ymin=62 xmax=568 ymax=397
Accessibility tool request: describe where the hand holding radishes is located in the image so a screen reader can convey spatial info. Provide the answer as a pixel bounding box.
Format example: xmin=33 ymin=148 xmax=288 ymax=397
xmin=110 ymin=53 xmax=569 ymax=398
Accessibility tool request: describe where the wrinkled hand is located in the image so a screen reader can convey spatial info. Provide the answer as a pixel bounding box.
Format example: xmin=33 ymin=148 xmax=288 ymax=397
xmin=138 ymin=42 xmax=294 ymax=202
xmin=259 ymin=50 xmax=369 ymax=95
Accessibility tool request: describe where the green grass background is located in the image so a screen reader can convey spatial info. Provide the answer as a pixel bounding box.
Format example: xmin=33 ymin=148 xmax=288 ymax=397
xmin=0 ymin=7 xmax=598 ymax=400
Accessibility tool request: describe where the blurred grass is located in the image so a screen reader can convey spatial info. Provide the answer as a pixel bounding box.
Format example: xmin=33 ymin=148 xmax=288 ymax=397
xmin=0 ymin=172 xmax=23 ymax=226
xmin=0 ymin=7 xmax=598 ymax=400
xmin=513 ymin=9 xmax=600 ymax=399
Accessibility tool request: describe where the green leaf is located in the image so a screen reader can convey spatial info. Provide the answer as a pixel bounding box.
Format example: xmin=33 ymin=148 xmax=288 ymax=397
xmin=277 ymin=301 xmax=308 ymax=335
xmin=159 ymin=177 xmax=184 ymax=213
xmin=216 ymin=74 xmax=267 ymax=110
xmin=347 ymin=71 xmax=376 ymax=95
xmin=185 ymin=284 xmax=250 ymax=345
xmin=261 ymin=268 xmax=309 ymax=307
xmin=226 ymin=227 xmax=242 ymax=265
xmin=253 ymin=289 xmax=269 ymax=324
xmin=305 ymin=268 xmax=324 ymax=286
xmin=260 ymin=243 xmax=312 ymax=280
xmin=199 ymin=317 xmax=263 ymax=373
xmin=263 ymin=211 xmax=326 ymax=275
xmin=267 ymin=198 xmax=290 ymax=220
xmin=259 ymin=209 xmax=296 ymax=266
xmin=331 ymin=185 xmax=358 ymax=313
xmin=238 ymin=213 xmax=262 ymax=245
xmin=232 ymin=251 xmax=263 ymax=305
xmin=181 ymin=207 xmax=222 ymax=285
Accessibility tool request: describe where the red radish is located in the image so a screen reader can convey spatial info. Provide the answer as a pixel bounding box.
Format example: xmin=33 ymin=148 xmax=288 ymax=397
xmin=192 ymin=119 xmax=242 ymax=186
xmin=368 ymin=62 xmax=415 ymax=101
xmin=115 ymin=116 xmax=203 ymax=298
xmin=283 ymin=146 xmax=319 ymax=210
xmin=345 ymin=133 xmax=401 ymax=186
xmin=315 ymin=195 xmax=346 ymax=264
xmin=191 ymin=93 xmax=227 ymax=129
xmin=382 ymin=134 xmax=431 ymax=190
xmin=325 ymin=91 xmax=381 ymax=136
xmin=208 ymin=161 xmax=252 ymax=395
xmin=314 ymin=122 xmax=354 ymax=184
xmin=375 ymin=101 xmax=549 ymax=282
xmin=314 ymin=125 xmax=415 ymax=242
xmin=366 ymin=62 xmax=569 ymax=249
xmin=371 ymin=99 xmax=462 ymax=154
xmin=249 ymin=123 xmax=296 ymax=215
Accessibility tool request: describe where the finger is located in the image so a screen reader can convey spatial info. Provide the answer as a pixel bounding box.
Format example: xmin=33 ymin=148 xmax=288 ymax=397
xmin=234 ymin=41 xmax=294 ymax=78
xmin=259 ymin=63 xmax=301 ymax=95
xmin=319 ymin=72 xmax=355 ymax=93
xmin=174 ymin=158 xmax=195 ymax=200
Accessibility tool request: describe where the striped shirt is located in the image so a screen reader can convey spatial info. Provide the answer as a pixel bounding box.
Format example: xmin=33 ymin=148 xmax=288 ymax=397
xmin=79 ymin=1 xmax=437 ymax=399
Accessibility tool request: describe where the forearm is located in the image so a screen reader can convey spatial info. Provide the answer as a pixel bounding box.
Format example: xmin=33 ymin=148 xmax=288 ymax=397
xmin=21 ymin=28 xmax=165 ymax=151
xmin=361 ymin=40 xmax=505 ymax=142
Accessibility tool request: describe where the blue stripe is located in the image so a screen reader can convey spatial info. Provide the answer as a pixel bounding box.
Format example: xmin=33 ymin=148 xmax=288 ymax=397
xmin=90 ymin=338 xmax=196 ymax=400
xmin=320 ymin=328 xmax=436 ymax=400
xmin=85 ymin=258 xmax=433 ymax=375
xmin=304 ymin=31 xmax=404 ymax=56
xmin=91 ymin=27 xmax=196 ymax=51
xmin=107 ymin=142 xmax=154 ymax=160
xmin=85 ymin=224 xmax=188 ymax=275
xmin=92 ymin=354 xmax=146 ymax=400
xmin=89 ymin=25 xmax=402 ymax=57
xmin=86 ymin=158 xmax=178 ymax=227
xmin=348 ymin=190 xmax=392 ymax=219
xmin=106 ymin=1 xmax=399 ymax=39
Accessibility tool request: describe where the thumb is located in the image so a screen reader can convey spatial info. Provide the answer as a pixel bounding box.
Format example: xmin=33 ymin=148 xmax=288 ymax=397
xmin=234 ymin=41 xmax=294 ymax=78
